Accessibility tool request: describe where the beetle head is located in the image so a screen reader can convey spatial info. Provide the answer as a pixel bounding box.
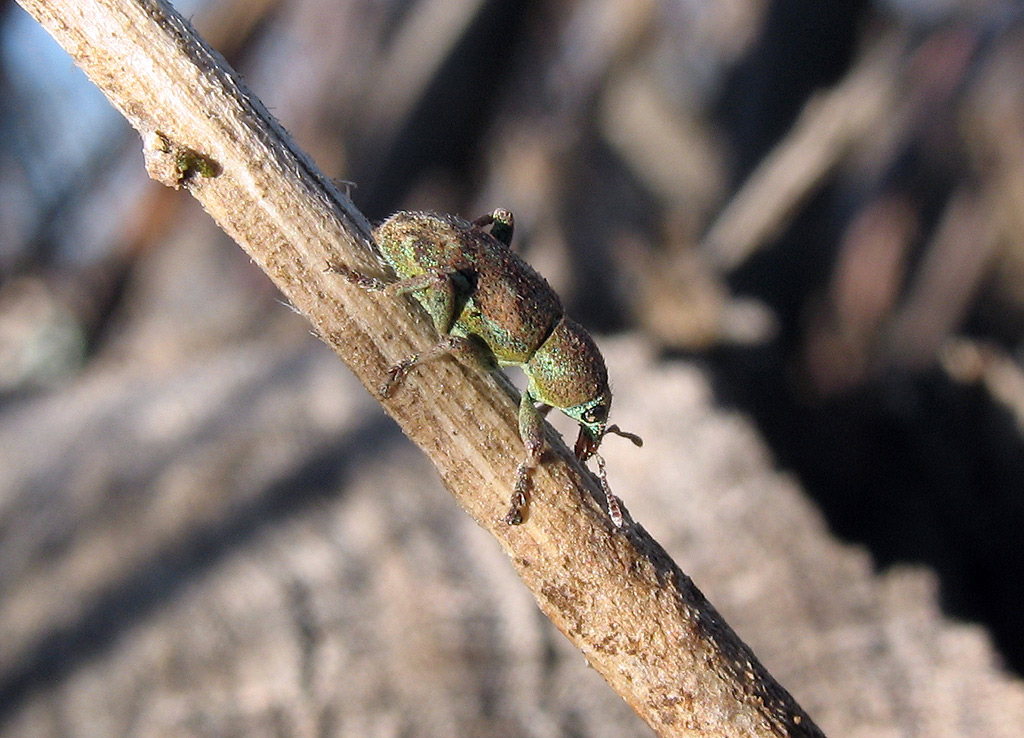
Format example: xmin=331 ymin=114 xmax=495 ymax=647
xmin=524 ymin=318 xmax=642 ymax=460
xmin=569 ymin=398 xmax=610 ymax=460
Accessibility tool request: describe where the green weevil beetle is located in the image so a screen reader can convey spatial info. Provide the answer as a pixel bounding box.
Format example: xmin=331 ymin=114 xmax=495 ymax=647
xmin=329 ymin=209 xmax=642 ymax=527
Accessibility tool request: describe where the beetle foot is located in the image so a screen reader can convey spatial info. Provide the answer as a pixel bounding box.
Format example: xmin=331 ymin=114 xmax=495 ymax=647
xmin=472 ymin=209 xmax=514 ymax=247
xmin=594 ymin=453 xmax=625 ymax=528
xmin=504 ymin=462 xmax=531 ymax=525
xmin=380 ymin=356 xmax=418 ymax=397
xmin=503 ymin=491 xmax=527 ymax=525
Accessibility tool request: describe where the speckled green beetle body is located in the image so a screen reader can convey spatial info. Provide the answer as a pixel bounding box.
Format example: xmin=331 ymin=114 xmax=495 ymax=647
xmin=330 ymin=209 xmax=641 ymax=526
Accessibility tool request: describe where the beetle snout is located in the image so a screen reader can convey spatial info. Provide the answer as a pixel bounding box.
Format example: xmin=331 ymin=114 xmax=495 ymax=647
xmin=575 ymin=422 xmax=644 ymax=461
xmin=574 ymin=424 xmax=603 ymax=461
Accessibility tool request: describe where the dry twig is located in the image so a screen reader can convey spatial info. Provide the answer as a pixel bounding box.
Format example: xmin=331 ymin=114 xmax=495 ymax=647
xmin=16 ymin=0 xmax=826 ymax=735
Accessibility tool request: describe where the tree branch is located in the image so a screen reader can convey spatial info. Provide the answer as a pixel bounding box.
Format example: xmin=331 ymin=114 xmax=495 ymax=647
xmin=16 ymin=0 xmax=826 ymax=735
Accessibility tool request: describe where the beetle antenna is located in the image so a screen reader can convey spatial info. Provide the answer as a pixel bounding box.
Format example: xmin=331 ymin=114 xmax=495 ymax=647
xmin=594 ymin=452 xmax=624 ymax=528
xmin=605 ymin=425 xmax=643 ymax=447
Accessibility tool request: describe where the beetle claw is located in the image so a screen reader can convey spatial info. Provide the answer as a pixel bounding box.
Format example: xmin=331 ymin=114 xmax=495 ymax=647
xmin=503 ymin=503 xmax=525 ymax=526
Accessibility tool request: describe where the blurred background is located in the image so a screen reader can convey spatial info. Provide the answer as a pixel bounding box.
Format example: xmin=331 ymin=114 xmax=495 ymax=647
xmin=3 ymin=0 xmax=1024 ymax=735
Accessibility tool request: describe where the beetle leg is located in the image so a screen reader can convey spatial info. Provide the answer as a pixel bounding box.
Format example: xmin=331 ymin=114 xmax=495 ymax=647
xmin=379 ymin=270 xmax=450 ymax=297
xmin=381 ymin=334 xmax=489 ymax=397
xmin=327 ymin=261 xmax=440 ymax=296
xmin=329 ymin=261 xmax=474 ymax=336
xmin=472 ymin=208 xmax=514 ymax=248
xmin=389 ymin=269 xmax=473 ymax=336
xmin=327 ymin=260 xmax=450 ymax=295
xmin=505 ymin=392 xmax=547 ymax=525
xmin=325 ymin=261 xmax=391 ymax=291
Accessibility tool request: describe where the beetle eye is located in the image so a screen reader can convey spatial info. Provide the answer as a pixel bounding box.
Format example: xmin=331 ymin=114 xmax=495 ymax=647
xmin=582 ymin=404 xmax=607 ymax=425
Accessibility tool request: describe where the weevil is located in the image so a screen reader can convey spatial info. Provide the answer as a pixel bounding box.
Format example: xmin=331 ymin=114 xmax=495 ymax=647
xmin=329 ymin=209 xmax=642 ymax=527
